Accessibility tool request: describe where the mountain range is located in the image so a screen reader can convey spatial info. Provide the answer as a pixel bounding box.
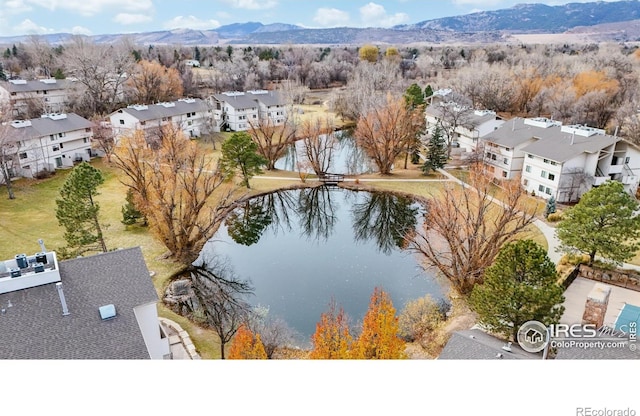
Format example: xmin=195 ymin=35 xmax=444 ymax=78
xmin=1 ymin=1 xmax=639 ymax=46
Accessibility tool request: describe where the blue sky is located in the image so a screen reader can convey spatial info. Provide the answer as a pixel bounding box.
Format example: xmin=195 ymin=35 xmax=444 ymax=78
xmin=0 ymin=0 xmax=621 ymax=36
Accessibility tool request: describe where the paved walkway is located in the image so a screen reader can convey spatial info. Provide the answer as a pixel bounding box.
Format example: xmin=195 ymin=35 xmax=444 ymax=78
xmin=159 ymin=317 xmax=201 ymax=360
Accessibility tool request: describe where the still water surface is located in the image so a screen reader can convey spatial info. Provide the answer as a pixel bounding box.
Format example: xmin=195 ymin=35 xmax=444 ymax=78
xmin=197 ymin=188 xmax=444 ymax=346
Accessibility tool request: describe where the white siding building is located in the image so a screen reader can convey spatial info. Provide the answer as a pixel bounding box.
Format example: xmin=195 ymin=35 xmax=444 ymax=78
xmin=0 ymin=79 xmax=73 ymax=117
xmin=109 ymin=98 xmax=211 ymax=141
xmin=482 ymin=117 xmax=640 ymax=202
xmin=211 ymin=90 xmax=287 ymax=132
xmin=5 ymin=113 xmax=94 ymax=178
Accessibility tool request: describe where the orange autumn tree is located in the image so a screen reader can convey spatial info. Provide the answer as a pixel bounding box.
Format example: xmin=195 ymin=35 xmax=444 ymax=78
xmin=353 ymin=287 xmax=406 ymax=359
xmin=310 ymin=299 xmax=353 ymax=359
xmin=228 ymin=324 xmax=267 ymax=359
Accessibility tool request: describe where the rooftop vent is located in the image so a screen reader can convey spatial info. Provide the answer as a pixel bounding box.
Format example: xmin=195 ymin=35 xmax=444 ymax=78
xmin=474 ymin=109 xmax=496 ymax=117
xmin=222 ymin=91 xmax=245 ymax=97
xmin=502 ymin=342 xmax=512 ymax=352
xmin=39 ymin=79 xmax=57 ymax=84
xmin=496 ymin=353 xmax=503 ymax=359
xmin=99 ymin=304 xmax=116 ymax=320
xmin=158 ymin=102 xmax=176 ymax=108
xmin=178 ymin=98 xmax=196 ymax=104
xmin=41 ymin=113 xmax=67 ymax=120
xmin=561 ymin=124 xmax=605 ymax=137
xmin=248 ymin=90 xmax=268 ymax=95
xmin=524 ymin=117 xmax=562 ymax=129
xmin=56 ymin=282 xmax=70 ymax=316
xmin=11 ymin=120 xmax=32 ymax=128
xmin=128 ymin=104 xmax=148 ymax=111
xmin=8 ymin=79 xmax=27 ymax=85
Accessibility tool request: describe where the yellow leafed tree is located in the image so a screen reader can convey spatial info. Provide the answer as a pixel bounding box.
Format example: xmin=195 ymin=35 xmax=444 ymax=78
xmin=228 ymin=324 xmax=267 ymax=359
xmin=353 ymin=287 xmax=405 ymax=359
xmin=310 ymin=299 xmax=353 ymax=359
xmin=127 ymin=59 xmax=184 ymax=104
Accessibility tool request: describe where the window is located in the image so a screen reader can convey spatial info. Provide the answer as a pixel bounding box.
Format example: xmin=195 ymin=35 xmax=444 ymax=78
xmin=19 ymin=152 xmax=28 ymax=159
xmin=119 ymin=120 xmax=125 ymax=125
xmin=59 ymin=143 xmax=64 ymax=149
xmin=541 ymin=170 xmax=547 ymax=179
xmin=545 ymin=187 xmax=552 ymax=195
xmin=52 ymin=146 xmax=60 ymax=151
xmin=502 ymin=171 xmax=507 ymax=178
xmin=548 ymin=173 xmax=555 ymax=181
xmin=527 ymin=154 xmax=533 ymax=159
xmin=538 ymin=185 xmax=545 ymax=192
xmin=140 ymin=121 xmax=146 ymax=126
xmin=550 ymin=161 xmax=557 ymax=166
xmin=543 ymin=158 xmax=549 ymax=164
xmin=187 ymin=120 xmax=192 ymax=126
xmin=626 ymin=157 xmax=631 ymax=164
xmin=50 ymin=135 xmax=55 ymax=141
xmin=187 ymin=113 xmax=192 ymax=118
xmin=58 ymin=132 xmax=65 ymax=138
xmin=85 ymin=128 xmax=91 ymax=132
xmin=503 ymin=157 xmax=508 ymax=165
xmin=525 ymin=165 xmax=532 ymax=173
xmin=523 ymin=179 xmax=529 ymax=186
xmin=491 ymin=154 xmax=497 ymax=161
xmin=83 ymin=137 xmax=88 ymax=143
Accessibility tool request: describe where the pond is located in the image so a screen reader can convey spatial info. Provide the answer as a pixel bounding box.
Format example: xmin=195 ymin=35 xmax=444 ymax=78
xmin=274 ymin=131 xmax=378 ymax=175
xmin=195 ymin=187 xmax=445 ymax=347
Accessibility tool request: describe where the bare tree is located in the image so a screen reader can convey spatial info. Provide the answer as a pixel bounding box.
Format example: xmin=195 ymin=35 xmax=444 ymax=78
xmin=247 ymin=113 xmax=297 ymax=171
xmin=112 ymin=126 xmax=239 ymax=263
xmin=435 ymin=102 xmax=478 ymax=158
xmin=557 ymin=168 xmax=594 ymax=203
xmin=0 ymin=113 xmax=18 ymax=199
xmin=90 ymin=116 xmax=116 ymax=163
xmin=191 ymin=255 xmax=254 ymax=359
xmin=246 ymin=305 xmax=296 ymax=359
xmin=354 ymin=93 xmax=425 ymax=175
xmin=63 ymin=37 xmax=134 ymax=115
xmin=409 ymin=168 xmax=538 ymax=295
xmin=298 ymin=115 xmax=336 ymax=175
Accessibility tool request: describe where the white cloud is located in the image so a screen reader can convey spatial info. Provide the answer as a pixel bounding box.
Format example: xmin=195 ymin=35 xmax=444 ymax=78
xmin=164 ymin=15 xmax=221 ymax=30
xmin=359 ymin=2 xmax=409 ymax=27
xmin=23 ymin=0 xmax=154 ymax=16
xmin=312 ymin=8 xmax=350 ymax=27
xmin=12 ymin=18 xmax=55 ymax=34
xmin=219 ymin=0 xmax=277 ymax=10
xmin=70 ymin=26 xmax=92 ymax=35
xmin=5 ymin=0 xmax=33 ymax=13
xmin=113 ymin=13 xmax=153 ymax=25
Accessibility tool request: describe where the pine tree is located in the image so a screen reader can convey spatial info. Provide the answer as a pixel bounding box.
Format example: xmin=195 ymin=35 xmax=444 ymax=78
xmin=55 ymin=162 xmax=108 ymax=257
xmin=0 ymin=63 xmax=6 ymax=81
xmin=424 ymin=84 xmax=434 ymax=99
xmin=557 ymin=180 xmax=640 ymax=265
xmin=353 ymin=287 xmax=405 ymax=359
xmin=228 ymin=324 xmax=267 ymax=359
xmin=470 ymin=240 xmax=565 ymax=341
xmin=220 ymin=132 xmax=268 ymax=189
xmin=544 ymin=195 xmax=556 ymax=218
xmin=422 ymin=125 xmax=447 ymax=175
xmin=121 ymin=188 xmax=143 ymax=226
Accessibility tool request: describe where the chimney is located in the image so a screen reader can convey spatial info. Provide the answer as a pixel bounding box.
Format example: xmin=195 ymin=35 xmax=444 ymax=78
xmin=582 ymin=283 xmax=611 ymax=328
xmin=571 ymin=131 xmax=575 ymax=146
xmin=56 ymin=282 xmax=70 ymax=316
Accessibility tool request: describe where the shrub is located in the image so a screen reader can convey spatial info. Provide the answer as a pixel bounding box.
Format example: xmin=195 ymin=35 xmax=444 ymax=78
xmin=398 ymin=294 xmax=448 ymax=342
xmin=547 ymin=212 xmax=563 ymax=222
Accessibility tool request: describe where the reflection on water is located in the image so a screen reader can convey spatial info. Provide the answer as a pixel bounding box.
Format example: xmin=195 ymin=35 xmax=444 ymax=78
xmin=198 ymin=187 xmax=443 ymax=345
xmin=274 ymin=132 xmax=378 ymax=175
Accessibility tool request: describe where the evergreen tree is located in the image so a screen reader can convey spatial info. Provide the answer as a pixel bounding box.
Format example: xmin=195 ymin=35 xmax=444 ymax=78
xmin=557 ymin=180 xmax=640 ymax=265
xmin=121 ymin=188 xmax=143 ymax=226
xmin=0 ymin=63 xmax=6 ymax=81
xmin=424 ymin=84 xmax=434 ymax=99
xmin=422 ymin=125 xmax=447 ymax=175
xmin=404 ymin=83 xmax=425 ymax=109
xmin=55 ymin=162 xmax=108 ymax=257
xmin=52 ymin=68 xmax=65 ymax=80
xmin=220 ymin=132 xmax=268 ymax=189
xmin=470 ymin=240 xmax=565 ymax=341
xmin=544 ymin=195 xmax=556 ymax=218
xmin=194 ymin=46 xmax=201 ymax=62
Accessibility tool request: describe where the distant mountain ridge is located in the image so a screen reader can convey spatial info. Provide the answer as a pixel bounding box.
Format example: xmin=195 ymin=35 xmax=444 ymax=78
xmin=0 ymin=1 xmax=638 ymax=46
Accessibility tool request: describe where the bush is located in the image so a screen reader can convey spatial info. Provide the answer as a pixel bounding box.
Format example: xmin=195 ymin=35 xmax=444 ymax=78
xmin=398 ymin=295 xmax=448 ymax=342
xmin=34 ymin=169 xmax=55 ymax=180
xmin=559 ymin=253 xmax=590 ymax=266
xmin=547 ymin=212 xmax=563 ymax=222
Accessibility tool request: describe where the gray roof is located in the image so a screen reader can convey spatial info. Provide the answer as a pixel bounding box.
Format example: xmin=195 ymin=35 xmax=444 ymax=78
xmin=483 ymin=118 xmax=620 ymax=163
xmin=425 ymin=104 xmax=499 ymax=127
xmin=521 ymin=131 xmax=619 ymax=163
xmin=7 ymin=113 xmax=93 ymax=143
xmin=1 ymin=79 xmax=73 ymax=93
xmin=482 ymin=117 xmax=545 ymax=149
xmin=0 ymin=247 xmax=158 ymax=359
xmin=554 ymin=332 xmax=640 ymax=359
xmin=438 ymin=329 xmax=542 ymax=360
xmin=115 ymin=98 xmax=208 ymax=122
xmin=212 ymin=93 xmax=259 ymax=110
xmin=247 ymin=90 xmax=285 ymax=107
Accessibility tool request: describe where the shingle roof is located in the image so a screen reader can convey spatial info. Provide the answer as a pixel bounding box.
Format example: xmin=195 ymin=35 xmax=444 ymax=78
xmin=247 ymin=90 xmax=285 ymax=107
xmin=438 ymin=329 xmax=542 ymax=360
xmin=0 ymin=247 xmax=158 ymax=359
xmin=483 ymin=118 xmax=620 ymax=162
xmin=212 ymin=93 xmax=258 ymax=110
xmin=1 ymin=79 xmax=73 ymax=93
xmin=116 ymin=98 xmax=208 ymax=122
xmin=6 ymin=113 xmax=93 ymax=143
xmin=426 ymin=104 xmax=499 ymax=127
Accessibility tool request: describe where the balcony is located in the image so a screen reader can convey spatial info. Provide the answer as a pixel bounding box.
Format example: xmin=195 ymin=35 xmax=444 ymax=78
xmin=609 ymin=164 xmax=623 ymax=175
xmin=593 ymin=176 xmax=609 ymax=186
